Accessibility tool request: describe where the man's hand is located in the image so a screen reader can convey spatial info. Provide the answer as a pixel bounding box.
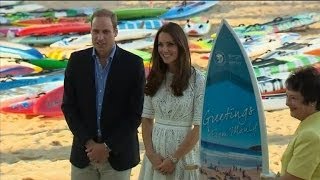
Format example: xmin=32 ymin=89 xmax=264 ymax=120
xmin=85 ymin=140 xmax=110 ymax=164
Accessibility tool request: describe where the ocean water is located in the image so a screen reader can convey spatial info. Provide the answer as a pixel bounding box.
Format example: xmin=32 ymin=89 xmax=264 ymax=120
xmin=201 ymin=141 xmax=262 ymax=169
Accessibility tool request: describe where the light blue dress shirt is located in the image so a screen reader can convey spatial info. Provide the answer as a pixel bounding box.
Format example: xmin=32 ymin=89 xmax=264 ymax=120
xmin=92 ymin=45 xmax=116 ymax=137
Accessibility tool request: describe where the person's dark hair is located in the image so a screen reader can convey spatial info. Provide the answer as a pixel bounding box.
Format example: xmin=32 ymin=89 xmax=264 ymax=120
xmin=286 ymin=65 xmax=320 ymax=110
xmin=145 ymin=22 xmax=192 ymax=96
xmin=90 ymin=9 xmax=117 ymax=30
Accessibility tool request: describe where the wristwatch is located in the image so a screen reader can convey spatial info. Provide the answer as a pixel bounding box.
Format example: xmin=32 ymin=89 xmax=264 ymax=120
xmin=168 ymin=155 xmax=178 ymax=164
xmin=103 ymin=143 xmax=111 ymax=152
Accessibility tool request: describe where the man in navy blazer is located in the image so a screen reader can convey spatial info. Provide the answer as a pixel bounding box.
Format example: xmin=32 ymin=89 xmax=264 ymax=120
xmin=61 ymin=9 xmax=145 ymax=180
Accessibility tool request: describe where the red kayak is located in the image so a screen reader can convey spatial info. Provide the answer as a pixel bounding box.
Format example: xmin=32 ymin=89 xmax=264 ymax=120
xmin=33 ymin=85 xmax=64 ymax=117
xmin=14 ymin=16 xmax=89 ymax=26
xmin=0 ymin=93 xmax=46 ymax=115
xmin=16 ymin=23 xmax=90 ymax=36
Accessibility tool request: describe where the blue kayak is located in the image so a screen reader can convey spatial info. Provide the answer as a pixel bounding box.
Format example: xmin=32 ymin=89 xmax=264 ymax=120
xmin=0 ymin=69 xmax=65 ymax=91
xmin=0 ymin=41 xmax=43 ymax=59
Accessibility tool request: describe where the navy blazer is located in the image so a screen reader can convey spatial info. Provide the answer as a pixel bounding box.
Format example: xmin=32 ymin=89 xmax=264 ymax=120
xmin=61 ymin=46 xmax=145 ymax=171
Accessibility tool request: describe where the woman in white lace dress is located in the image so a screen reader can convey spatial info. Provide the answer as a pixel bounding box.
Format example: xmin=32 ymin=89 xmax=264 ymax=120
xmin=138 ymin=22 xmax=205 ymax=180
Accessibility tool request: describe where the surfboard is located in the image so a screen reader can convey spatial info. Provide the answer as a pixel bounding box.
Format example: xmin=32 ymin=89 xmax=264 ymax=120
xmin=160 ymin=1 xmax=218 ymax=20
xmin=1 ymin=57 xmax=43 ymax=76
xmin=0 ymin=0 xmax=23 ymax=7
xmin=183 ymin=19 xmax=211 ymax=36
xmin=0 ymin=4 xmax=45 ymax=14
xmin=200 ymin=19 xmax=271 ymax=179
xmin=9 ymin=35 xmax=74 ymax=46
xmin=0 ymin=69 xmax=64 ymax=91
xmin=0 ymin=16 xmax=11 ymax=25
xmin=261 ymin=93 xmax=287 ymax=111
xmin=117 ymin=19 xmax=164 ymax=29
xmin=233 ymin=12 xmax=320 ymax=35
xmin=189 ymin=38 xmax=214 ymax=53
xmin=49 ymin=29 xmax=157 ymax=49
xmin=0 ymin=41 xmax=44 ymax=59
xmin=254 ymin=54 xmax=320 ymax=77
xmin=257 ymin=73 xmax=288 ymax=95
xmin=118 ymin=37 xmax=154 ymax=50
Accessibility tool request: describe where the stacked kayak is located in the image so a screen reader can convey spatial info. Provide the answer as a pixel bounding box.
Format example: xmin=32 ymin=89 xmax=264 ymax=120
xmin=0 ymin=84 xmax=64 ymax=117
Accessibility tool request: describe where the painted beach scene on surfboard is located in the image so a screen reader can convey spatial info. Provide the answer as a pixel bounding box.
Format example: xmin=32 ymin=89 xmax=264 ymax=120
xmin=200 ymin=19 xmax=270 ymax=179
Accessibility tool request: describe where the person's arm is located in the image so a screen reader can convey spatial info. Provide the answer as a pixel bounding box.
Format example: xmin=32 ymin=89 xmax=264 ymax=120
xmin=129 ymin=57 xmax=146 ymax=129
xmin=158 ymin=70 xmax=205 ymax=174
xmin=141 ymin=117 xmax=155 ymax=155
xmin=171 ymin=125 xmax=199 ymax=160
xmin=142 ymin=117 xmax=164 ymax=166
xmin=157 ymin=125 xmax=199 ymax=175
xmin=281 ymin=130 xmax=320 ymax=180
xmin=171 ymin=70 xmax=204 ymax=161
xmin=61 ymin=53 xmax=92 ymax=146
xmin=140 ymin=84 xmax=164 ymax=168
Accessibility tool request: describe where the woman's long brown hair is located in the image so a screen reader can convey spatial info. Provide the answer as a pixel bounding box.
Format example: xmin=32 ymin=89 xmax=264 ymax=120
xmin=145 ymin=22 xmax=192 ymax=97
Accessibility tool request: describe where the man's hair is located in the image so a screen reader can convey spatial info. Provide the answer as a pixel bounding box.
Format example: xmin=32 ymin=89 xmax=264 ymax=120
xmin=91 ymin=9 xmax=117 ymax=29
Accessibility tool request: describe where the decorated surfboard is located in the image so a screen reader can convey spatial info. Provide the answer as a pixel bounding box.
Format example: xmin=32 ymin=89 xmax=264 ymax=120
xmin=200 ymin=19 xmax=271 ymax=179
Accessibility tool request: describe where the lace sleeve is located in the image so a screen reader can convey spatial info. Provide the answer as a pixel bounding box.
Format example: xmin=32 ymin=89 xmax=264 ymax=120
xmin=192 ymin=70 xmax=205 ymax=125
xmin=142 ymin=94 xmax=154 ymax=119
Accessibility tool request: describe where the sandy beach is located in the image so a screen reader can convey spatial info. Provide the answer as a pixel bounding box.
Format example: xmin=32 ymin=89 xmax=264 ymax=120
xmin=1 ymin=1 xmax=319 ymax=180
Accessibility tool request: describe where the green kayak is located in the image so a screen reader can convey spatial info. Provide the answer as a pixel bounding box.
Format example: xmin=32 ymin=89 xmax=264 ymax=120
xmin=113 ymin=8 xmax=167 ymax=20
xmin=24 ymin=58 xmax=68 ymax=70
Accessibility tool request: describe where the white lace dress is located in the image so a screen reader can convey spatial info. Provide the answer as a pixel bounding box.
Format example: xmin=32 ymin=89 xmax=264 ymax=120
xmin=139 ymin=69 xmax=205 ymax=180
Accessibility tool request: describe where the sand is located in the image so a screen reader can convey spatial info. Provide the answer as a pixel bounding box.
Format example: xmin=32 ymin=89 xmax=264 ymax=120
xmin=0 ymin=1 xmax=319 ymax=180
